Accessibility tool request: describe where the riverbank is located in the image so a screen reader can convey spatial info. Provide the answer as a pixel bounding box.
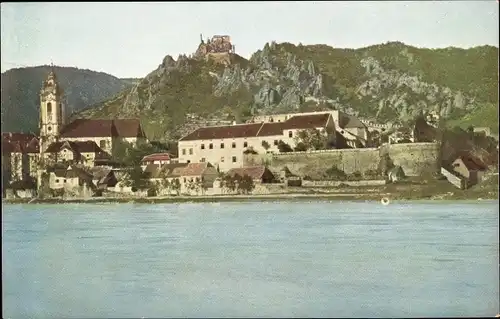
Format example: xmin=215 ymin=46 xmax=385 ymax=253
xmin=3 ymin=190 xmax=498 ymax=205
xmin=3 ymin=176 xmax=498 ymax=205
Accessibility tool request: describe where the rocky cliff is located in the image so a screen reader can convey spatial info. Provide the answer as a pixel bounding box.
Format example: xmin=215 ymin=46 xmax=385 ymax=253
xmin=75 ymin=41 xmax=498 ymax=141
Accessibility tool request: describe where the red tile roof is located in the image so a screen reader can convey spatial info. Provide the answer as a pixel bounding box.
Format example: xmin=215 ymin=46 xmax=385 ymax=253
xmin=227 ymin=166 xmax=268 ymax=180
xmin=180 ymin=123 xmax=263 ymax=141
xmin=46 ymin=140 xmax=106 ymax=155
xmin=182 ymin=162 xmax=212 ymax=176
xmin=282 ymin=113 xmax=331 ymax=130
xmin=456 ymin=153 xmax=488 ymax=171
xmin=2 ymin=132 xmax=37 ymax=143
xmin=2 ymin=132 xmax=39 ymax=154
xmin=257 ymin=122 xmax=285 ymax=137
xmin=141 ymin=153 xmax=174 ymax=163
xmin=180 ymin=113 xmax=332 ymax=141
xmin=145 ymin=162 xmax=213 ymax=178
xmin=59 ymin=119 xmax=143 ymax=138
xmin=342 ymin=114 xmax=367 ymax=129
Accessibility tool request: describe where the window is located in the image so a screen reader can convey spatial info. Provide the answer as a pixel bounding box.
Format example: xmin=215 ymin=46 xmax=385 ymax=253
xmin=220 ymin=143 xmax=224 ymax=149
xmin=47 ymin=102 xmax=53 ymax=121
xmin=220 ymin=157 xmax=225 ymax=163
xmin=64 ymin=179 xmax=67 ymax=183
xmin=182 ymin=149 xmax=186 ymax=155
xmin=232 ymin=142 xmax=236 ymax=148
xmin=288 ymin=131 xmax=293 ymax=138
xmin=201 ymin=158 xmax=206 ymax=162
xmin=183 ymin=178 xmax=187 ymax=183
xmin=273 ymin=140 xmax=278 ymax=146
xmin=59 ymin=103 xmax=63 ymax=117
xmin=209 ymin=143 xmax=213 ymax=149
xmin=243 ymin=141 xmax=248 ymax=148
xmin=47 ymin=126 xmax=52 ymax=131
xmin=196 ymin=177 xmax=200 ymax=182
xmin=187 ymin=160 xmax=191 ymax=163
xmin=201 ymin=144 xmax=205 ymax=150
xmin=55 ymin=179 xmax=59 ymax=183
xmin=232 ymin=156 xmax=237 ymax=163
xmin=270 ymin=118 xmax=274 ymax=123
xmin=100 ymin=140 xmax=106 ymax=149
xmin=189 ymin=148 xmax=193 ymax=155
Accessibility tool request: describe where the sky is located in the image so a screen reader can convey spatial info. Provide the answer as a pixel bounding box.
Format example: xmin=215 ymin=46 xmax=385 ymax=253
xmin=1 ymin=1 xmax=498 ymax=78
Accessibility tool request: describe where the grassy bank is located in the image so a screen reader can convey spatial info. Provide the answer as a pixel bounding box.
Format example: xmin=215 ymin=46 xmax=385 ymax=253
xmin=3 ymin=175 xmax=498 ymax=205
xmin=3 ymin=188 xmax=497 ymax=205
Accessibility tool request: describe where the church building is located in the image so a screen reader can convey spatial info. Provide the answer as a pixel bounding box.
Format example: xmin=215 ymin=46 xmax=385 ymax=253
xmin=2 ymin=67 xmax=147 ymax=190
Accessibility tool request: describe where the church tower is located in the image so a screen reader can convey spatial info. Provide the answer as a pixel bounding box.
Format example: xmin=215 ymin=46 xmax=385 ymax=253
xmin=39 ymin=66 xmax=65 ymax=153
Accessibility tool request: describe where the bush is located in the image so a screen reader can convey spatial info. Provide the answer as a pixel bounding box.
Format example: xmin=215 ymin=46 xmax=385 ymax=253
xmin=294 ymin=142 xmax=307 ymax=152
xmin=261 ymin=140 xmax=270 ymax=150
xmin=346 ymin=173 xmax=362 ymax=181
xmin=364 ymin=169 xmax=379 ymax=179
xmin=325 ymin=165 xmax=346 ymax=180
xmin=277 ymin=140 xmax=293 ymax=153
xmin=243 ymin=148 xmax=258 ymax=155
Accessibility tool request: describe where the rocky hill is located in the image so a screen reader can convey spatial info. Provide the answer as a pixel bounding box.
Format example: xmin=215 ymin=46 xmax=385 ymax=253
xmin=1 ymin=66 xmax=133 ymax=133
xmin=74 ymin=41 xmax=498 ymax=141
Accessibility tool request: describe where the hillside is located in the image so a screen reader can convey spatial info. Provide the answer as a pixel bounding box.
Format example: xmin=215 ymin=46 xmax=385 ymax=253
xmin=1 ymin=66 xmax=133 ymax=133
xmin=73 ymin=42 xmax=498 ymax=141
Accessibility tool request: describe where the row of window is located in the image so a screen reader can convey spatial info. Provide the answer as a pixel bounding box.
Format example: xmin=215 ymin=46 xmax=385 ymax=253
xmin=201 ymin=141 xmax=248 ymax=150
xmin=181 ymin=139 xmax=283 ymax=156
xmin=200 ymin=156 xmax=238 ymax=163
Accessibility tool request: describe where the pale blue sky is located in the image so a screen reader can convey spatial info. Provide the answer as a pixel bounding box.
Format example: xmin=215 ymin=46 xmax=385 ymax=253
xmin=1 ymin=1 xmax=498 ymax=78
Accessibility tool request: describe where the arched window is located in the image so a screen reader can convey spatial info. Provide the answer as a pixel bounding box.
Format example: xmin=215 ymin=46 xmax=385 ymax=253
xmin=47 ymin=102 xmax=53 ymax=121
xmin=59 ymin=103 xmax=63 ymax=118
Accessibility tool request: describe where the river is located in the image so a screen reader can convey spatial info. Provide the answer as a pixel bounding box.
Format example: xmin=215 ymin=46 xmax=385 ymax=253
xmin=2 ymin=200 xmax=499 ymax=318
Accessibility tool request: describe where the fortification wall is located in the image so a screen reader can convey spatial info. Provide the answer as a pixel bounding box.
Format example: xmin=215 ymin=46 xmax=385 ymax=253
xmin=384 ymin=142 xmax=440 ymax=177
xmin=244 ymin=142 xmax=439 ymax=179
xmin=245 ymin=148 xmax=380 ymax=179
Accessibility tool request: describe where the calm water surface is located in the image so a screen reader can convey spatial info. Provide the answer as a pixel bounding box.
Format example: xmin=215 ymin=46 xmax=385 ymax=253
xmin=2 ymin=200 xmax=499 ymax=318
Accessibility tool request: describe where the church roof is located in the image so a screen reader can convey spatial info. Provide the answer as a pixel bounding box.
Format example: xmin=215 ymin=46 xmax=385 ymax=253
xmin=2 ymin=133 xmax=39 ymax=154
xmin=59 ymin=119 xmax=144 ymax=138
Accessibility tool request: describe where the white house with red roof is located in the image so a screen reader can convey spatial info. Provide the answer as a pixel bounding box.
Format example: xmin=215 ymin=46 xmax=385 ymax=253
xmin=140 ymin=153 xmax=177 ymax=166
xmin=177 ymin=113 xmax=336 ymax=171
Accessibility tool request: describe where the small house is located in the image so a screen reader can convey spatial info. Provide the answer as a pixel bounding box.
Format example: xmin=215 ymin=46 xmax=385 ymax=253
xmin=90 ymin=166 xmax=118 ymax=190
xmin=280 ymin=166 xmax=302 ymax=187
xmin=141 ymin=153 xmax=176 ymax=166
xmin=44 ymin=140 xmax=110 ymax=168
xmin=451 ymin=153 xmax=488 ymax=185
xmin=144 ymin=162 xmax=218 ymax=195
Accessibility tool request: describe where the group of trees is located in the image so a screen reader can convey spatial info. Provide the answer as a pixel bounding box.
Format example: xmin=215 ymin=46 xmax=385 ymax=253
xmin=220 ymin=173 xmax=255 ymax=194
xmin=274 ymin=129 xmax=335 ymax=153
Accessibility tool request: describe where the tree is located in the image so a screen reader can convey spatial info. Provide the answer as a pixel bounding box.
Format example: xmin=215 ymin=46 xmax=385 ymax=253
xmin=195 ymin=177 xmax=207 ymax=195
xmin=237 ymin=174 xmax=255 ymax=194
xmin=222 ymin=174 xmax=236 ymax=193
xmin=294 ymin=142 xmax=307 ymax=152
xmin=171 ymin=178 xmax=181 ymax=196
xmin=378 ymin=153 xmax=395 ymax=177
xmin=277 ymin=140 xmax=293 ymax=153
xmin=261 ymin=140 xmax=270 ymax=151
xmin=294 ymin=129 xmax=329 ymax=151
xmin=122 ymin=165 xmax=151 ymax=192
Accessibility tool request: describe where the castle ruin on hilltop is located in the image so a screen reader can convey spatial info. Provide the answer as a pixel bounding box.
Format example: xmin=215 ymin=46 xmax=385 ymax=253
xmin=194 ymin=34 xmax=235 ymax=65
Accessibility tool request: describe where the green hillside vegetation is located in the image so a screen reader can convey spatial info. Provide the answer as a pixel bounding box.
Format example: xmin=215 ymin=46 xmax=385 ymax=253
xmin=4 ymin=42 xmax=498 ymax=140
xmin=1 ymin=66 xmax=133 ymax=133
xmin=446 ymin=103 xmax=499 ymax=134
